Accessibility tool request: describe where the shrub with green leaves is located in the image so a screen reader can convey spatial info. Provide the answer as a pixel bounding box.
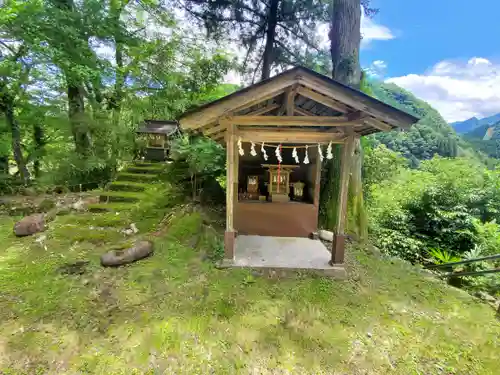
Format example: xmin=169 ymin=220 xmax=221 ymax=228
xmin=367 ymin=155 xmax=500 ymax=264
xmin=170 ymin=135 xmax=226 ymax=200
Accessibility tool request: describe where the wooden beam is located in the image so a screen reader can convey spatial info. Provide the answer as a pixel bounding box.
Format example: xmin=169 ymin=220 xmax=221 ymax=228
xmin=331 ymin=135 xmax=355 ymax=264
xmin=297 ymin=86 xmax=350 ymax=113
xmin=237 ymin=129 xmax=346 ymax=143
xmin=243 ymin=103 xmax=280 ymax=116
xmin=286 ymin=86 xmax=296 ymax=116
xmin=238 ymin=126 xmax=338 ymax=134
xmin=180 ymin=76 xmax=293 ymax=129
xmin=212 ymin=131 xmax=226 ymax=140
xmin=347 ymin=110 xmax=368 ymax=122
xmin=229 ymin=115 xmax=353 ymax=127
xmin=233 ymin=89 xmax=285 ymax=114
xmin=294 ymin=107 xmax=316 ymax=116
xmin=204 ymin=122 xmax=227 ymax=135
xmin=364 ymin=118 xmax=393 ymax=132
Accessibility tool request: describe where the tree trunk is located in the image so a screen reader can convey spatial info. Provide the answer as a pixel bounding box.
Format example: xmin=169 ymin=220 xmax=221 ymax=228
xmin=5 ymin=104 xmax=30 ymax=184
xmin=326 ymin=0 xmax=367 ymax=241
xmin=329 ymin=0 xmax=361 ymax=88
xmin=53 ymin=0 xmax=92 ymax=155
xmin=33 ymin=123 xmax=46 ymax=178
xmin=113 ymin=42 xmax=124 ymax=124
xmin=67 ymin=83 xmax=91 ymax=155
xmin=261 ymin=0 xmax=279 ymax=81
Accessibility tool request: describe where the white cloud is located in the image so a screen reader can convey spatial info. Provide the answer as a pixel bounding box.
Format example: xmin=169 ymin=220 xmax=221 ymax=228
xmin=361 ymin=12 xmax=394 ymax=47
xmin=365 ymin=59 xmax=387 ymax=78
xmin=387 ymin=57 xmax=500 ymax=123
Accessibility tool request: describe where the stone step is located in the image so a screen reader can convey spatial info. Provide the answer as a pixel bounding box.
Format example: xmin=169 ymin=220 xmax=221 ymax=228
xmin=108 ymin=181 xmax=150 ymax=192
xmin=97 ymin=191 xmax=145 ymax=203
xmin=87 ymin=202 xmax=136 ymax=213
xmin=126 ymin=166 xmax=164 ymax=174
xmin=133 ymin=161 xmax=163 ymax=167
xmin=115 ymin=172 xmax=158 ymax=183
xmin=67 ymin=212 xmax=131 ymax=228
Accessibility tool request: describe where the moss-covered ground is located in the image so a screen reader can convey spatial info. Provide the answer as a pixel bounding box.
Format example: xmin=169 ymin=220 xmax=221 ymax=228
xmin=0 ymin=184 xmax=499 ymax=374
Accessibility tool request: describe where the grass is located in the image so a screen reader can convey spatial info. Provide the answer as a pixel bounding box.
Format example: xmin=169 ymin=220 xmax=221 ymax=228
xmin=0 ymin=205 xmax=499 ymax=374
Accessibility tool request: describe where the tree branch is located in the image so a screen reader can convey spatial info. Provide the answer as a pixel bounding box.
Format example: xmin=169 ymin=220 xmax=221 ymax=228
xmin=276 ymin=23 xmax=321 ymax=52
xmin=274 ymin=39 xmax=302 ymax=63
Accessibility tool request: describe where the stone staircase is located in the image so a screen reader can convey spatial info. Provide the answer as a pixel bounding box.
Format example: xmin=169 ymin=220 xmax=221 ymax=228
xmin=87 ymin=161 xmax=166 ymax=213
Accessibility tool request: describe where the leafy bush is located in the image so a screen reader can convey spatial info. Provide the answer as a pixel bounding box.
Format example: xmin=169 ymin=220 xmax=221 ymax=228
xmin=170 ymin=135 xmax=226 ymax=200
xmin=471 ymin=219 xmax=500 ymax=256
xmin=368 ymin=155 xmax=500 ymax=264
xmin=39 ymin=154 xmax=116 ymax=191
xmin=363 ymin=144 xmax=408 ymax=191
xmin=375 ymin=228 xmax=425 ymax=264
xmin=427 ymin=248 xmax=461 ymax=264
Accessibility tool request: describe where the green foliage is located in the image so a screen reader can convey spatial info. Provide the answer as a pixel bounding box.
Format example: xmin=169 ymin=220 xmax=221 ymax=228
xmin=368 ymin=156 xmax=500 ymax=264
xmin=170 ymin=135 xmax=226 ymax=199
xmin=369 ymin=82 xmax=460 ymax=166
xmin=363 ymin=144 xmax=407 ymax=193
xmin=319 ymin=144 xmax=341 ymax=229
xmin=0 ymin=0 xmax=234 ymax=188
xmin=375 ymin=228 xmax=426 ymax=263
xmin=457 ymin=245 xmax=500 ymax=297
xmin=171 ymin=135 xmax=226 ymax=177
xmin=427 ymin=248 xmax=461 ymax=265
xmin=471 ymin=219 xmax=500 ymax=256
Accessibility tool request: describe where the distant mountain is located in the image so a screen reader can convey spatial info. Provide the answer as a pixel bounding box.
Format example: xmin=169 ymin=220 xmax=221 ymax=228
xmin=463 ymin=121 xmax=500 ymax=159
xmin=451 ymin=113 xmax=500 ymax=134
xmin=369 ymin=81 xmax=460 ymax=167
xmin=467 ymin=122 xmax=499 ymax=139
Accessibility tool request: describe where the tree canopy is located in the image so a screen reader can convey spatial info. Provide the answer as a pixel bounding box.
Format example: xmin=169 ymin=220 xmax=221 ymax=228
xmin=0 ymin=0 xmax=232 ymax=187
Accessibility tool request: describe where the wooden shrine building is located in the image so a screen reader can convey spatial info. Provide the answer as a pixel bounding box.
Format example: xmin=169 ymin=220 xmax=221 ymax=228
xmin=179 ymin=67 xmax=418 ymax=268
xmin=136 ymin=119 xmax=178 ymax=161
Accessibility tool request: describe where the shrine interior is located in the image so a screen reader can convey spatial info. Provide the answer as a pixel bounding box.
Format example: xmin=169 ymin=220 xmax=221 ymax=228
xmin=237 ymin=142 xmax=320 ymax=205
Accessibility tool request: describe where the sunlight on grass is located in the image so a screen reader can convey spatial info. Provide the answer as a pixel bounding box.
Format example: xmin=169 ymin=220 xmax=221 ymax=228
xmin=0 ymin=209 xmax=499 ymax=374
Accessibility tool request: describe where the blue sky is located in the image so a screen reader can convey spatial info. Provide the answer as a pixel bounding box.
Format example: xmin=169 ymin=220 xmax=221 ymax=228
xmin=362 ymin=0 xmax=500 ymax=122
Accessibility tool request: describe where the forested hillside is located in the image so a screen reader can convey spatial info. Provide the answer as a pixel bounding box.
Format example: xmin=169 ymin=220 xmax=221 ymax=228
xmin=369 ymin=82 xmax=460 ymax=166
xmin=464 ymin=122 xmax=500 ymax=159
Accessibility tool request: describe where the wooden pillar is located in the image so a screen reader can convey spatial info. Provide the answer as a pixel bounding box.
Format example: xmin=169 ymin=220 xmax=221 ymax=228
xmin=224 ymin=122 xmax=237 ymax=260
xmin=331 ymin=135 xmax=355 ymax=264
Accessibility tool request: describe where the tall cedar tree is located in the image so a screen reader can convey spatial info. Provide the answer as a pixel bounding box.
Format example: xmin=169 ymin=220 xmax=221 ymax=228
xmin=325 ymin=0 xmax=369 ymax=238
xmin=178 ymin=0 xmax=329 ymax=81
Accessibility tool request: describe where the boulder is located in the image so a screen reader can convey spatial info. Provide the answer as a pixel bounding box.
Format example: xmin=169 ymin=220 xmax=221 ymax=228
xmin=14 ymin=213 xmax=45 ymax=237
xmin=318 ymin=229 xmax=334 ymax=242
xmin=101 ymin=240 xmax=153 ymax=267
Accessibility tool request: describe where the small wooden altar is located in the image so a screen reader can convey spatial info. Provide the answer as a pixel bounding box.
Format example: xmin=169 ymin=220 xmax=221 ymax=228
xmin=263 ymin=164 xmax=298 ymax=202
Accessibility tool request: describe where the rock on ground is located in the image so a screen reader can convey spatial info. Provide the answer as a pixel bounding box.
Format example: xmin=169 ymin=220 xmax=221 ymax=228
xmin=101 ymin=240 xmax=153 ymax=267
xmin=319 ymin=229 xmax=334 ymax=242
xmin=13 ymin=213 xmax=45 ymax=237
